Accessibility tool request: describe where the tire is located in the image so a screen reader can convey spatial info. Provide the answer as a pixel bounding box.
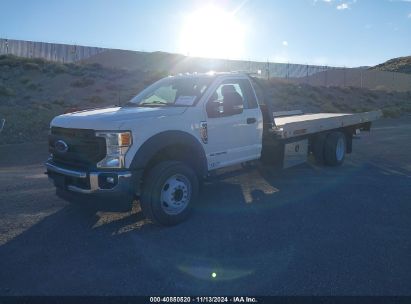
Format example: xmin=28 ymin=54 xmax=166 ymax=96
xmin=324 ymin=132 xmax=346 ymax=166
xmin=140 ymin=161 xmax=199 ymax=226
xmin=312 ymin=134 xmax=326 ymax=165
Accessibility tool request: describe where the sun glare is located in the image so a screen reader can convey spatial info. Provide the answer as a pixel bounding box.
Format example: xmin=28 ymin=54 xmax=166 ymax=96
xmin=179 ymin=5 xmax=246 ymax=59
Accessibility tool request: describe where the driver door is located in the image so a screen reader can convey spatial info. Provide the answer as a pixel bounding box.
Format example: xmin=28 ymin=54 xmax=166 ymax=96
xmin=204 ymin=79 xmax=262 ymax=170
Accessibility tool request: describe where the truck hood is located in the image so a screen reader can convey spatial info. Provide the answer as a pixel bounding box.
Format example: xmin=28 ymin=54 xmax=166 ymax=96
xmin=51 ymin=106 xmax=187 ymax=129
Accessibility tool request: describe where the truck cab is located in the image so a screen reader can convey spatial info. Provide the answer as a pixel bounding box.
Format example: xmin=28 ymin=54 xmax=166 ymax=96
xmin=46 ymin=72 xmax=380 ymax=225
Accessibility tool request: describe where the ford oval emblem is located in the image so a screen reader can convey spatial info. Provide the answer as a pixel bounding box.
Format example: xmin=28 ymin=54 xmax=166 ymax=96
xmin=55 ymin=140 xmax=69 ymax=153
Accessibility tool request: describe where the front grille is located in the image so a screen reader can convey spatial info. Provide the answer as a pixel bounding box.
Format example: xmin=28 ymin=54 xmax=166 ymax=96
xmin=49 ymin=127 xmax=106 ymax=168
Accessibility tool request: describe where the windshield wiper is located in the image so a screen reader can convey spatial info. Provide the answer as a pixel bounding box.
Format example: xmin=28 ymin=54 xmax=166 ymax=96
xmin=125 ymin=101 xmax=169 ymax=107
xmin=124 ymin=100 xmax=189 ymax=108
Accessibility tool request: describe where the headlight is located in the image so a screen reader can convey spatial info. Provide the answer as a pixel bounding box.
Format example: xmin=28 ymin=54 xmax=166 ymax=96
xmin=95 ymin=131 xmax=132 ymax=168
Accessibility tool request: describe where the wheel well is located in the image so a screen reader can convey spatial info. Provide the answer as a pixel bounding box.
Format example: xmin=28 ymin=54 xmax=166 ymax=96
xmin=143 ymin=144 xmax=204 ymax=181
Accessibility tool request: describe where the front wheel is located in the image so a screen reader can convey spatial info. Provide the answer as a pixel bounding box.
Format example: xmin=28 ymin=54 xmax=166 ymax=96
xmin=140 ymin=161 xmax=199 ymax=226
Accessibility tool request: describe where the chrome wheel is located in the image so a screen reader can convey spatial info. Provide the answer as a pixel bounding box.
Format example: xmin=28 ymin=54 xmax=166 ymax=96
xmin=336 ymin=137 xmax=345 ymax=161
xmin=160 ymin=174 xmax=191 ymax=215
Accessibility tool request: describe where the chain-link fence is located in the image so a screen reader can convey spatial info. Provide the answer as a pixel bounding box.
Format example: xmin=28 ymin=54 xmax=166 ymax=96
xmin=1 ymin=38 xmax=411 ymax=91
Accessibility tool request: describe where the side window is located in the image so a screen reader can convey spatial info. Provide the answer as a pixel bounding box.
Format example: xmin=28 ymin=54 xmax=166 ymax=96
xmin=240 ymin=79 xmax=258 ymax=109
xmin=206 ymin=81 xmax=245 ymax=118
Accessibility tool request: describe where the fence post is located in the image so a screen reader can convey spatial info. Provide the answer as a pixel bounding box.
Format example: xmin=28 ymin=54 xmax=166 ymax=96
xmin=266 ymin=60 xmax=270 ymax=80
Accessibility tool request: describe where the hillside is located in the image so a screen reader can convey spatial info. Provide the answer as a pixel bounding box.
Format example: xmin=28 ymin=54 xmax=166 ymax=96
xmin=84 ymin=49 xmax=411 ymax=91
xmin=371 ymin=56 xmax=411 ymax=74
xmin=254 ymin=78 xmax=411 ymax=117
xmin=0 ymin=55 xmax=166 ymax=144
xmin=1 ymin=55 xmax=410 ymax=145
xmin=82 ymin=49 xmax=186 ymax=72
xmin=82 ymin=49 xmax=261 ymax=74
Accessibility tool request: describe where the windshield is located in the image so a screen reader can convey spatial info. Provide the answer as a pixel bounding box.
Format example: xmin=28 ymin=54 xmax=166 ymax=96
xmin=126 ymin=77 xmax=213 ymax=107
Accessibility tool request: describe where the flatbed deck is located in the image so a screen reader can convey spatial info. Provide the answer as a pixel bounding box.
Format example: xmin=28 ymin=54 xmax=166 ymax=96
xmin=273 ymin=110 xmax=382 ymax=139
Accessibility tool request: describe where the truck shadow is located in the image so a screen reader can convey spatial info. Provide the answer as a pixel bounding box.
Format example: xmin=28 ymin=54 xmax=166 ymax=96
xmin=0 ymin=142 xmax=48 ymax=167
xmin=0 ymin=162 xmax=410 ymax=295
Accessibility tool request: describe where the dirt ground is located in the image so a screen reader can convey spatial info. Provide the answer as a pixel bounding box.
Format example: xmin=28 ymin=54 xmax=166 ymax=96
xmin=0 ymin=117 xmax=410 ymax=295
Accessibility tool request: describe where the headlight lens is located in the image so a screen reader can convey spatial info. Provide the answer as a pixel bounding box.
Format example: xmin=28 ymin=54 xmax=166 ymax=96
xmin=95 ymin=131 xmax=132 ymax=168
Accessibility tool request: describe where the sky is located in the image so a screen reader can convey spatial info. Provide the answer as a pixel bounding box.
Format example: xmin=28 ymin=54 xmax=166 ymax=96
xmin=0 ymin=0 xmax=410 ymax=67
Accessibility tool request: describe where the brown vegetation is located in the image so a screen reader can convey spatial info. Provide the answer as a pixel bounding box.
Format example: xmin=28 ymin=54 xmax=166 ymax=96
xmin=1 ymin=55 xmax=410 ymax=145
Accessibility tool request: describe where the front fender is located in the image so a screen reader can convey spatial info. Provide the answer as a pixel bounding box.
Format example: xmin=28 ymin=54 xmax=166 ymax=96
xmin=129 ymin=130 xmax=208 ymax=176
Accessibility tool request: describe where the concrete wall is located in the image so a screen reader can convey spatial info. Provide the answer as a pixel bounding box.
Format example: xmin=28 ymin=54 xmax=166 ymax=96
xmin=0 ymin=38 xmax=105 ymax=63
xmin=1 ymin=38 xmax=410 ymax=91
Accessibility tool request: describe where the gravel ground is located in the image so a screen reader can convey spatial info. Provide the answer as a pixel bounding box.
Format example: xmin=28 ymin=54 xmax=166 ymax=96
xmin=0 ymin=117 xmax=410 ymax=296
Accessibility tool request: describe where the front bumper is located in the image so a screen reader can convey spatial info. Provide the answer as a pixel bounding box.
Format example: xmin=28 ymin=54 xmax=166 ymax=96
xmin=45 ymin=160 xmax=140 ymax=195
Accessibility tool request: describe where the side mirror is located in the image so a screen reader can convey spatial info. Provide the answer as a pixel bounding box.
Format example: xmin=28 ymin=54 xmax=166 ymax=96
xmin=206 ymin=100 xmax=223 ymax=118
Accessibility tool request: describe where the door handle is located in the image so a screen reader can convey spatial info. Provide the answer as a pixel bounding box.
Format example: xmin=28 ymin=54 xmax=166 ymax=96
xmin=247 ymin=117 xmax=256 ymax=124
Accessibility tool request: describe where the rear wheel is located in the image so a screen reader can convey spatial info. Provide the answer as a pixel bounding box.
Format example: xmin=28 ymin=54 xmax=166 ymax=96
xmin=324 ymin=132 xmax=346 ymax=166
xmin=312 ymin=133 xmax=326 ymax=165
xmin=140 ymin=161 xmax=198 ymax=226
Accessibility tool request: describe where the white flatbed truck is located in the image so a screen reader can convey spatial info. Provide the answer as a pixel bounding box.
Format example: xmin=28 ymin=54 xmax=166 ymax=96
xmin=45 ymin=72 xmax=381 ymax=225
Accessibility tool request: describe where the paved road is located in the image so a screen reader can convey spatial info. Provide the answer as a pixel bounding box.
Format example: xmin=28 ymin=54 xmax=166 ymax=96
xmin=0 ymin=117 xmax=410 ymax=296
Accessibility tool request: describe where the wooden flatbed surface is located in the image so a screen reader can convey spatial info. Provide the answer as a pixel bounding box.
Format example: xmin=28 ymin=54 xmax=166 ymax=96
xmin=273 ymin=110 xmax=382 ymax=139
